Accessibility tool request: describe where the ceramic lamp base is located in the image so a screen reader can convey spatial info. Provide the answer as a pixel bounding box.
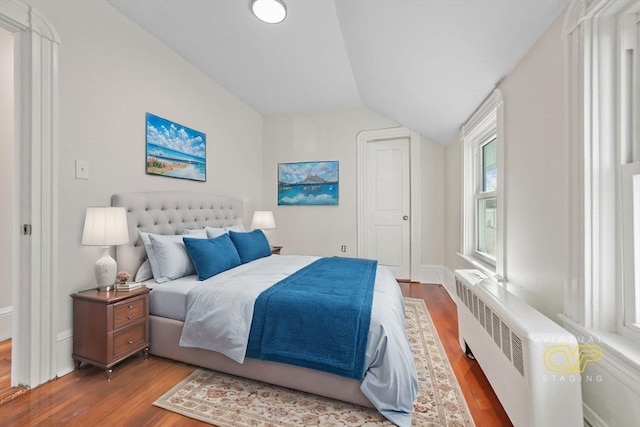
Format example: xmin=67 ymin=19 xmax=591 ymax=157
xmin=95 ymin=246 xmax=116 ymax=292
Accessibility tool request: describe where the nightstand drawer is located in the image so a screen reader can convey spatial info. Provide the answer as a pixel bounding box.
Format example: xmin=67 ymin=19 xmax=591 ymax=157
xmin=71 ymin=287 xmax=150 ymax=378
xmin=113 ymin=295 xmax=145 ymax=328
xmin=113 ymin=322 xmax=146 ymax=358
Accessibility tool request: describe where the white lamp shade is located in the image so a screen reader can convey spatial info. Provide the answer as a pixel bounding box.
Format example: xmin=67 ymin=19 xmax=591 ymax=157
xmin=251 ymin=211 xmax=276 ymax=230
xmin=81 ymin=207 xmax=129 ymax=246
xmin=251 ymin=0 xmax=287 ymax=24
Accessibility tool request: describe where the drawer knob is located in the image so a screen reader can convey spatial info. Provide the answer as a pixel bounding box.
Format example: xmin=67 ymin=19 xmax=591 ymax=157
xmin=127 ymin=340 xmax=133 ymax=345
xmin=127 ymin=316 xmax=132 ymax=320
xmin=128 ymin=304 xmax=133 ymax=309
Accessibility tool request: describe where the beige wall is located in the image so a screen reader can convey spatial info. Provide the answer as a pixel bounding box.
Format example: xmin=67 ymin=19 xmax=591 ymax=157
xmin=0 ymin=27 xmax=13 ymax=340
xmin=26 ymin=0 xmax=262 ymax=366
xmin=445 ymin=13 xmax=566 ymax=320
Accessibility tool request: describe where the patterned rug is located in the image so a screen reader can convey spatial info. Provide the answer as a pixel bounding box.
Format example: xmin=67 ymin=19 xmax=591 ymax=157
xmin=153 ymin=297 xmax=474 ymax=426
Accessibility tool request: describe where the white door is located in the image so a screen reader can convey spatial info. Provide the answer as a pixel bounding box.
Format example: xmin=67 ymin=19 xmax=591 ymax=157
xmin=363 ymin=138 xmax=411 ymax=279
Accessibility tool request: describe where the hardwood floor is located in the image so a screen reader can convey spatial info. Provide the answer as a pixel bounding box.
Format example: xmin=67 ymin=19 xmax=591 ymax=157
xmin=0 ymin=339 xmax=11 ymax=396
xmin=0 ymin=339 xmax=10 ymax=388
xmin=0 ymin=284 xmax=511 ymax=426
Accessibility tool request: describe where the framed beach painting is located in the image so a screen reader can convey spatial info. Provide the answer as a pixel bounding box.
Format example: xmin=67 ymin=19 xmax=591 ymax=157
xmin=278 ymin=161 xmax=339 ymax=206
xmin=145 ymin=112 xmax=206 ymax=182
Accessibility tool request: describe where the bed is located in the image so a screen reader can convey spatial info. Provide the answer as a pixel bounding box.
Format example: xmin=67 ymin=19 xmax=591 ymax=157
xmin=112 ymin=191 xmax=417 ymax=426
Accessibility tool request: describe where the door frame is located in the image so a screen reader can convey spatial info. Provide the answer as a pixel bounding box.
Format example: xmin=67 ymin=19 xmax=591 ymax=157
xmin=0 ymin=0 xmax=59 ymax=388
xmin=356 ymin=127 xmax=421 ymax=281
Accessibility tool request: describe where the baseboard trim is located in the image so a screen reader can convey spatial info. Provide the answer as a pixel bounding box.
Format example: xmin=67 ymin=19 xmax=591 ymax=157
xmin=56 ymin=329 xmax=74 ymax=378
xmin=0 ymin=306 xmax=12 ymax=342
xmin=441 ymin=267 xmax=458 ymax=299
xmin=419 ymin=265 xmax=444 ymax=285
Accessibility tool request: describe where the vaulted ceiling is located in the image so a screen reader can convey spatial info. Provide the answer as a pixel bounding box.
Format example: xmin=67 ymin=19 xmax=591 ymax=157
xmin=108 ymin=0 xmax=568 ymax=145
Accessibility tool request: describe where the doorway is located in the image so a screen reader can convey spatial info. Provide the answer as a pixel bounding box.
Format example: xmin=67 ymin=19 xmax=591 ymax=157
xmin=357 ymin=127 xmax=421 ymax=282
xmin=0 ymin=26 xmax=15 ymax=398
xmin=362 ymin=137 xmax=411 ymax=278
xmin=0 ymin=0 xmax=59 ymax=390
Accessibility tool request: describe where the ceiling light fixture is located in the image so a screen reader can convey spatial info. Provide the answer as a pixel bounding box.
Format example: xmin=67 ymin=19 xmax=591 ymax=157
xmin=251 ymin=0 xmax=287 ymax=24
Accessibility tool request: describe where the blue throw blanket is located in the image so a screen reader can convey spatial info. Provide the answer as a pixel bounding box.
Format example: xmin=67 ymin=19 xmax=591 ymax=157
xmin=246 ymin=256 xmax=377 ymax=380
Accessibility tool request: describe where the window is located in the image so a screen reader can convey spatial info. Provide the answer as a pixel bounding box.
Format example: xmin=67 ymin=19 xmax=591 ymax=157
xmin=560 ymin=3 xmax=638 ymax=425
xmin=461 ymin=89 xmax=504 ymax=278
xmin=622 ymin=163 xmax=640 ymax=330
xmin=620 ymin=11 xmax=640 ymax=333
xmin=562 ymin=0 xmax=640 ymax=341
xmin=476 ymin=137 xmax=497 ymax=260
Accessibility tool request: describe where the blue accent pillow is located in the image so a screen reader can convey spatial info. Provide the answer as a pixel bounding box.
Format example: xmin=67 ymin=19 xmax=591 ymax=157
xmin=228 ymin=230 xmax=272 ymax=264
xmin=183 ymin=234 xmax=241 ymax=281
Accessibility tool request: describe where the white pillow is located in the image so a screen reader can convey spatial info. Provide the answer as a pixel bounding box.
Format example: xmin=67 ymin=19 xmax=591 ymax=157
xmin=183 ymin=228 xmax=206 ymax=235
xmin=184 ymin=229 xmax=208 ymax=238
xmin=139 ymin=232 xmax=161 ymax=281
xmin=140 ymin=230 xmax=206 ymax=283
xmin=205 ymin=227 xmax=227 ymax=239
xmin=202 ymin=226 xmax=244 ymax=238
xmin=134 ymin=259 xmax=153 ymax=282
xmin=148 ymin=233 xmax=205 ymax=283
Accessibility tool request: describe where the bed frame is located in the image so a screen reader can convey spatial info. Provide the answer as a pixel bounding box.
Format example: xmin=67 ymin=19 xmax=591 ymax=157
xmin=112 ymin=191 xmax=372 ymax=408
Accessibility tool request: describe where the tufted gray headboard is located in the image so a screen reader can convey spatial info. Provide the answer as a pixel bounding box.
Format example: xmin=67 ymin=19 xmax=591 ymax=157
xmin=111 ymin=191 xmax=244 ymax=277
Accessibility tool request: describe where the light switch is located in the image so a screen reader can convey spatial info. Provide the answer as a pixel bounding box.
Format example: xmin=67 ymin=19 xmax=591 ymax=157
xmin=75 ymin=160 xmax=89 ymax=180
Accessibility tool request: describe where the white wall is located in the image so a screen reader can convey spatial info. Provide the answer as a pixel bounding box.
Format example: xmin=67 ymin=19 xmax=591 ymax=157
xmin=26 ymin=0 xmax=263 ymax=374
xmin=262 ymin=108 xmax=445 ymax=282
xmin=262 ymin=109 xmax=398 ymax=257
xmin=445 ymin=13 xmax=566 ymax=320
xmin=0 ymin=27 xmax=13 ymax=341
xmin=420 ymin=135 xmax=446 ymax=282
xmin=444 ymin=127 xmax=462 ymax=294
xmin=499 ymin=12 xmax=567 ymax=319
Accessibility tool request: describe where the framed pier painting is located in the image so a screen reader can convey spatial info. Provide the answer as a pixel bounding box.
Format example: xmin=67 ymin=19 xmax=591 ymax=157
xmin=278 ymin=161 xmax=339 ymax=206
xmin=145 ymin=113 xmax=206 ymax=182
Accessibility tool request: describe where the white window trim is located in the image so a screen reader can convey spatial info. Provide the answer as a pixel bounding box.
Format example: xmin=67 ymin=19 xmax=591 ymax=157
xmin=563 ymin=0 xmax=640 ymax=339
xmin=474 ymin=136 xmax=498 ymax=264
xmin=621 ymin=161 xmax=640 ymax=332
xmin=617 ymin=4 xmax=640 ymax=339
xmin=460 ymin=89 xmax=505 ymax=280
xmin=561 ymin=0 xmax=640 ymax=388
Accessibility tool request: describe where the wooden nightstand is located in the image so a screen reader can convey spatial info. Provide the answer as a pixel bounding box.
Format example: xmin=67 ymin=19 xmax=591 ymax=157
xmin=71 ymin=286 xmax=150 ymax=379
xmin=271 ymin=246 xmax=283 ymax=255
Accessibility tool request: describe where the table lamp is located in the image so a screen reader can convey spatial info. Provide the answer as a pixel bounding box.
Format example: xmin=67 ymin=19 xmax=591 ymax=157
xmin=251 ymin=211 xmax=276 ymax=245
xmin=81 ymin=207 xmax=129 ymax=291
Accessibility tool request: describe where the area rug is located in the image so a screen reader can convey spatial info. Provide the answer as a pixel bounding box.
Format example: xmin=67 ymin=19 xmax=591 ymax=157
xmin=153 ymin=297 xmax=474 ymax=426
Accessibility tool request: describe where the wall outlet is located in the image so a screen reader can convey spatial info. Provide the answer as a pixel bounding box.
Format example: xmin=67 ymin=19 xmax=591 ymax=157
xmin=75 ymin=160 xmax=89 ymax=180
xmin=341 ymin=245 xmax=346 ymax=252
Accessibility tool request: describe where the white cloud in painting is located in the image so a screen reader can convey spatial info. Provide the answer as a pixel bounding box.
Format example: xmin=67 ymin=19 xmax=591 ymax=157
xmin=147 ymin=122 xmax=205 ymax=159
xmin=279 ymin=162 xmax=338 ymax=183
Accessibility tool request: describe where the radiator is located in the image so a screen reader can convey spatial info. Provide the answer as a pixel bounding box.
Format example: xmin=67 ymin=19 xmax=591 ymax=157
xmin=455 ymin=270 xmax=583 ymax=427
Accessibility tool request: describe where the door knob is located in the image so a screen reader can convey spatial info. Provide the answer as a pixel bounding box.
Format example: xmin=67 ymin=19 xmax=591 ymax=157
xmin=403 ymin=215 xmax=409 ymax=220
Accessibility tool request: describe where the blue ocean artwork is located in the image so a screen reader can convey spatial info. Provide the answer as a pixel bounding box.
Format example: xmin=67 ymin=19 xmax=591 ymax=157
xmin=145 ymin=113 xmax=206 ymax=182
xmin=278 ymin=161 xmax=339 ymax=206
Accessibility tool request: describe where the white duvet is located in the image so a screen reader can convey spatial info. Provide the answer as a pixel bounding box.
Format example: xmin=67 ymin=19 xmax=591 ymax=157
xmin=179 ymin=255 xmax=418 ymax=426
